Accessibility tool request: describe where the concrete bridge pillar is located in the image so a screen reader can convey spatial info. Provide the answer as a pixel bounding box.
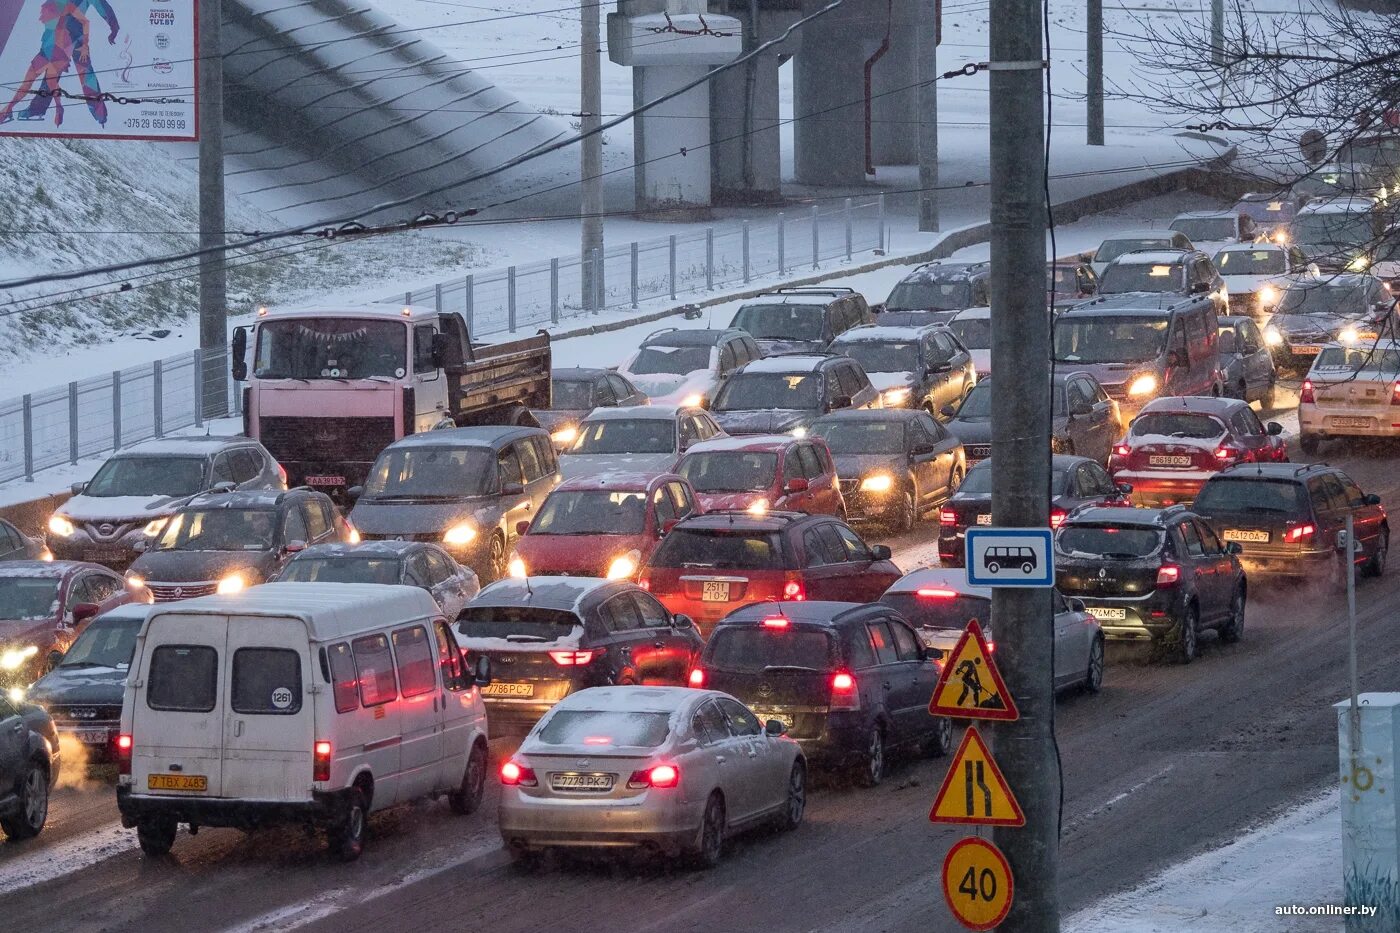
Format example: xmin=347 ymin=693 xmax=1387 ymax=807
xmin=792 ymin=0 xmax=869 ymax=186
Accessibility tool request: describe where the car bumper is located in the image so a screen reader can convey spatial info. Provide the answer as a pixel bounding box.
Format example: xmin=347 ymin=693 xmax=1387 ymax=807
xmin=117 ymin=786 xmax=341 ymax=830
xmin=46 ymin=535 xmax=144 ymax=570
xmin=1235 ymin=547 xmax=1333 ymax=578
xmin=280 ymin=460 xmax=374 ymax=495
xmin=938 ymin=529 xmax=967 ymax=566
xmin=1073 ymin=596 xmax=1176 ymax=640
xmin=1114 ymin=472 xmax=1211 ymax=508
xmin=842 ymin=491 xmax=903 ymax=523
xmin=54 ymin=722 xmax=122 ymax=763
xmin=498 ymin=792 xmax=704 ymax=854
xmin=1300 ymin=409 xmax=1400 ymax=439
xmin=483 ymin=698 xmax=558 ymax=737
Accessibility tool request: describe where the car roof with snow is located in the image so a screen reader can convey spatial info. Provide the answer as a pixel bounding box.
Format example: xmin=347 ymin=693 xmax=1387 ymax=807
xmin=256 ymin=304 xmax=442 ymax=324
xmin=388 ymin=425 xmax=546 ymax=449
xmin=640 ymin=328 xmax=744 ymax=347
xmin=739 ymin=292 xmax=842 ymax=307
xmin=552 ymin=367 xmax=612 ymax=381
xmin=722 ymin=600 xmax=874 ymax=627
xmin=92 ymin=602 xmax=159 ymax=622
xmin=831 ymin=324 xmax=937 ymax=344
xmin=1107 ymin=249 xmax=1193 ymax=266
xmin=735 ymin=354 xmax=833 ymax=374
xmin=470 ymin=575 xmax=630 ymax=612
xmin=182 ymin=489 xmax=309 ymax=510
xmin=146 ymin=583 xmax=441 ymax=641
xmin=1298 ymin=196 xmax=1376 ymax=215
xmin=1098 ymin=229 xmax=1185 ymax=242
xmin=1214 ymin=242 xmax=1286 ymax=255
xmin=1060 ymin=295 xmax=1182 ymax=316
xmin=682 ymin=434 xmax=799 ymax=454
xmin=884 ymin=567 xmax=992 ymax=599
xmin=1172 ymin=210 xmax=1237 ymax=221
xmin=900 ymin=261 xmax=990 ymax=283
xmin=554 ymin=471 xmax=677 ymax=492
xmin=579 ymin=404 xmax=685 ymax=422
xmin=811 ymin=408 xmax=924 ymax=426
xmin=0 ymin=560 xmax=92 ymax=579
xmin=113 ymin=436 xmax=258 ymax=457
xmin=1136 ymin=395 xmax=1249 ymax=417
xmin=951 ymin=306 xmax=991 ymax=320
xmin=289 ymin=540 xmax=428 ymax=560
xmin=1283 ymin=272 xmax=1378 ymax=290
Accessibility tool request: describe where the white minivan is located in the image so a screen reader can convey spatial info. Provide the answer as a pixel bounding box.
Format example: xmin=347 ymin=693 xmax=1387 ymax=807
xmin=115 ymin=583 xmax=492 ymax=861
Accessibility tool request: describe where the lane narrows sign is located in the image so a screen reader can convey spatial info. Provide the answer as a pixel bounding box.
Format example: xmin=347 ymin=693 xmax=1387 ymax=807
xmin=929 ymin=726 xmax=1025 ymax=827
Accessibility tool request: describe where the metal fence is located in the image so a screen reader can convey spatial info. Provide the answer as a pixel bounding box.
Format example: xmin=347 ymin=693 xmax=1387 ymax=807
xmin=391 ymin=195 xmax=888 ymax=336
xmin=0 ymin=196 xmax=887 ymax=485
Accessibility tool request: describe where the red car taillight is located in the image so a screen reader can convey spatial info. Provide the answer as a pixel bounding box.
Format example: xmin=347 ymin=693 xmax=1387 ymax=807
xmin=116 ymin=733 xmax=133 ymax=776
xmin=313 ymin=740 xmax=332 ymax=782
xmin=549 ymin=649 xmax=602 ymax=666
xmin=688 ymin=668 xmax=706 ymax=688
xmin=940 ymin=508 xmax=957 ymax=525
xmin=1300 ymin=380 xmax=1315 ymax=404
xmin=500 ymin=760 xmax=537 ymax=786
xmin=1285 ymin=523 xmax=1316 ymax=543
xmin=627 ymin=763 xmax=680 ymax=789
xmin=916 ymin=587 xmax=958 ymax=599
xmin=1050 ymin=508 xmax=1067 ymax=529
xmin=1156 ymin=565 xmax=1181 ymax=586
xmin=1214 ymin=445 xmax=1242 ymax=465
xmin=1113 ymin=444 xmax=1131 ymax=458
xmin=1392 ymin=380 xmax=1400 ymax=406
xmin=829 ymin=671 xmax=860 ymax=710
xmin=781 ymin=577 xmax=806 ymax=601
xmin=637 ymin=576 xmax=650 ymax=590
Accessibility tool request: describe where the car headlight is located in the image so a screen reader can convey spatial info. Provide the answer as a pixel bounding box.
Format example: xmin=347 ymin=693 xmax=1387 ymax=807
xmin=508 ymin=556 xmax=526 ymax=578
xmin=1272 ymin=230 xmax=1289 ymax=244
xmin=345 ymin=523 xmax=361 ymax=545
xmin=6 ymin=686 xmax=23 ymax=704
xmin=747 ymin=498 xmax=770 ymax=515
xmin=0 ymin=645 xmax=39 ymax=671
xmin=1348 ymin=255 xmax=1371 ymax=272
xmin=550 ymin=426 xmax=578 ymax=446
xmin=216 ymin=573 xmax=246 ymax=595
xmin=860 ymin=474 xmax=894 ymax=494
xmin=443 ymin=523 xmax=477 ymax=547
xmin=39 ymin=550 xmax=53 ymax=562
xmin=606 ymin=550 xmax=641 ymax=580
xmin=680 ymin=393 xmax=705 ymax=409
xmin=882 ymin=387 xmax=911 ymax=406
xmin=1257 ymin=285 xmax=1279 ymax=306
xmin=142 ymin=518 xmax=167 ymax=537
xmin=125 ymin=573 xmax=145 ymax=590
xmin=1127 ymin=374 xmax=1159 ymax=397
xmin=47 ymin=514 xmax=75 ymax=538
xmin=1339 ymin=326 xmax=1360 ymax=345
xmin=1265 ymin=326 xmax=1283 ymax=346
xmin=790 ymin=426 xmax=808 ymax=438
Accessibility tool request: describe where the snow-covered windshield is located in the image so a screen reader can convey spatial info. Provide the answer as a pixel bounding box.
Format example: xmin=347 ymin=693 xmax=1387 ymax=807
xmin=86 ymin=456 xmax=206 ymax=498
xmin=254 ymin=318 xmax=408 ymax=380
xmin=1214 ymin=249 xmax=1286 ymax=275
xmin=731 ymin=304 xmax=825 ymax=341
xmin=713 ymin=373 xmax=819 ymax=411
xmin=677 ymin=452 xmax=778 ymax=493
xmin=1094 ymin=237 xmax=1175 ymax=264
xmin=1100 ymin=262 xmax=1185 ymax=294
xmin=154 ymin=509 xmax=276 ymax=551
xmin=837 ymin=340 xmax=921 ymax=373
xmin=1130 ymin=413 xmax=1225 ymax=440
xmin=947 ymin=317 xmax=991 ymax=350
xmin=279 ymin=557 xmax=403 ymax=584
xmin=531 ymin=490 xmax=648 ymax=534
xmin=1053 ymin=315 xmax=1169 ymax=363
xmin=1170 ymin=217 xmax=1235 ymax=241
xmin=365 ymin=447 xmax=497 ymax=497
xmin=885 ymin=280 xmax=973 ymax=312
xmin=630 ymin=345 xmax=711 ymax=375
xmin=569 ymin=419 xmax=675 ymax=454
xmin=0 ymin=578 xmax=60 ymax=621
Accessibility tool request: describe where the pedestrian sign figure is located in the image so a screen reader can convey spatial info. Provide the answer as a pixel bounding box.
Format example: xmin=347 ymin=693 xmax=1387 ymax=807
xmin=928 ymin=619 xmax=1018 ymax=721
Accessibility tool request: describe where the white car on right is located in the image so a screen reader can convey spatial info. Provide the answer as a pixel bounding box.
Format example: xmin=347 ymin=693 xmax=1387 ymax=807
xmin=1299 ymin=339 xmax=1400 ymax=455
xmin=1211 ymin=242 xmax=1318 ymax=323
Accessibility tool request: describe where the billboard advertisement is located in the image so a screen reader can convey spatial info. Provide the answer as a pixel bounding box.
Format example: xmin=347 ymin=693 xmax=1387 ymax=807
xmin=0 ymin=0 xmax=196 ymax=140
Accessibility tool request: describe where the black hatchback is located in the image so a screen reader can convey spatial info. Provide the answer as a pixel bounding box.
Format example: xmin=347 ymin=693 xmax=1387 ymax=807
xmin=689 ymin=601 xmax=949 ymax=787
xmin=456 ymin=576 xmax=704 ymax=736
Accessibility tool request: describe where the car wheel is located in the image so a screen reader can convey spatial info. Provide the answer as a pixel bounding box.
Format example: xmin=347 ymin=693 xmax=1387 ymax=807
xmin=892 ymin=486 xmax=916 ymax=533
xmin=0 ymin=761 xmax=48 ymax=841
xmin=448 ymin=741 xmax=487 ymax=815
xmin=1175 ymin=604 xmax=1199 ymax=664
xmin=778 ymin=762 xmax=806 ymax=831
xmin=486 ymin=532 xmax=507 ymax=583
xmin=136 ymin=817 xmax=177 ymax=857
xmin=327 ymin=788 xmax=368 ymax=862
xmin=689 ymin=793 xmax=726 ymax=869
xmin=1219 ymin=588 xmax=1246 ymax=644
xmin=1083 ymin=636 xmax=1105 ymax=693
xmin=855 ymin=724 xmax=886 ymax=787
xmin=924 ymin=716 xmax=953 ymax=757
xmin=1364 ymin=529 xmax=1389 ymax=579
xmin=1300 ymin=433 xmax=1320 ymax=456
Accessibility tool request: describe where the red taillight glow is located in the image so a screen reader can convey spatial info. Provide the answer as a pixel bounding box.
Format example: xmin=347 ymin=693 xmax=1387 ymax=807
xmin=762 ymin=615 xmax=790 ymax=628
xmin=313 ymin=740 xmax=332 ymax=782
xmin=1214 ymin=446 xmax=1241 ymax=463
xmin=1156 ymin=565 xmax=1181 ymax=586
xmin=1050 ymin=508 xmax=1067 ymax=529
xmin=917 ymin=587 xmax=959 ymax=599
xmin=830 ymin=671 xmax=859 ymax=709
xmin=549 ymin=649 xmax=600 ymax=666
xmin=688 ymin=667 xmax=706 ymax=687
xmin=628 ymin=763 xmax=680 ymax=789
xmin=832 ymin=672 xmax=855 ymax=691
xmin=1392 ymin=381 xmax=1400 ymax=406
xmin=500 ymin=760 xmax=537 ymax=786
xmin=940 ymin=508 xmax=957 ymax=525
xmin=116 ymin=733 xmax=133 ymax=776
xmin=782 ymin=579 xmax=806 ymax=601
xmin=1114 ymin=444 xmax=1131 ymax=458
xmin=276 ymin=463 xmax=288 ymax=486
xmin=1286 ymin=523 xmax=1316 ymax=542
xmin=637 ymin=577 xmax=650 ymax=590
xmin=1300 ymin=380 xmax=1315 ymax=404
xmin=986 ymin=641 xmax=996 ymax=654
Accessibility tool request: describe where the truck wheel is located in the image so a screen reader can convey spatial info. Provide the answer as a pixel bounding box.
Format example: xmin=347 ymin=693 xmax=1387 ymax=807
xmin=328 ymin=789 xmax=367 ymax=862
xmin=136 ymin=817 xmax=177 ymax=856
xmin=448 ymin=742 xmax=487 ymax=815
xmin=0 ymin=761 xmax=49 ymax=840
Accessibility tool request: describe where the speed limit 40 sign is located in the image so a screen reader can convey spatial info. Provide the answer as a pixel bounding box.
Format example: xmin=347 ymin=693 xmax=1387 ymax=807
xmin=941 ymin=837 xmax=1014 ymax=931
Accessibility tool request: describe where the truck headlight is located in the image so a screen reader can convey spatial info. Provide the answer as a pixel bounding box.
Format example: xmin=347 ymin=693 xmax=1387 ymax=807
xmin=443 ymin=523 xmax=477 ymax=547
xmin=1127 ymin=374 xmax=1159 ymax=397
xmin=216 ymin=573 xmax=246 ymax=594
xmin=606 ymin=550 xmax=641 ymax=580
xmin=508 ymin=556 xmax=526 ymax=578
xmin=47 ymin=514 xmax=75 ymax=538
xmin=550 ymin=426 xmax=578 ymax=446
xmin=1257 ymin=285 xmax=1279 ymax=306
xmin=0 ymin=645 xmax=39 ymax=671
xmin=1265 ymin=327 xmax=1283 ymax=346
xmin=860 ymin=474 xmax=894 ymax=494
xmin=881 ymin=387 xmax=911 ymax=407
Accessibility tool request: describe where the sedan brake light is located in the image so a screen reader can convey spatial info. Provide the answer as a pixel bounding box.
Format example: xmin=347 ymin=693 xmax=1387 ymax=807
xmin=688 ymin=667 xmax=706 ymax=688
xmin=1285 ymin=523 xmax=1315 ymax=543
xmin=1155 ymin=564 xmax=1181 ymax=586
xmin=500 ymin=760 xmax=538 ymax=786
xmin=781 ymin=577 xmax=806 ymax=601
xmin=916 ymin=587 xmax=959 ymax=599
xmin=829 ymin=671 xmax=860 ymax=710
xmin=549 ymin=649 xmax=602 ymax=666
xmin=628 ymin=763 xmax=680 ymax=789
xmin=1113 ymin=444 xmax=1131 ymax=458
xmin=1300 ymin=380 xmax=1315 ymax=404
xmin=1214 ymin=445 xmax=1242 ymax=465
xmin=1050 ymin=508 xmax=1067 ymax=529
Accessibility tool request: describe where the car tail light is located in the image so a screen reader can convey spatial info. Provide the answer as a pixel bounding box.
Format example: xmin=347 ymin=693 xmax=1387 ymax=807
xmin=549 ymin=649 xmax=602 ymax=666
xmin=1392 ymin=380 xmax=1400 ymax=406
xmin=1155 ymin=564 xmax=1181 ymax=586
xmin=500 ymin=760 xmax=537 ymax=786
xmin=628 ymin=763 xmax=680 ymax=789
xmin=829 ymin=671 xmax=860 ymax=710
xmin=917 ymin=587 xmax=958 ymax=599
xmin=1214 ymin=445 xmax=1241 ymax=465
xmin=762 ymin=615 xmax=790 ymax=628
xmin=1050 ymin=508 xmax=1067 ymax=529
xmin=986 ymin=641 xmax=996 ymax=653
xmin=940 ymin=508 xmax=957 ymax=525
xmin=1113 ymin=444 xmax=1131 ymax=458
xmin=782 ymin=577 xmax=806 ymax=601
xmin=116 ymin=733 xmax=133 ymax=776
xmin=276 ymin=462 xmax=288 ymax=487
xmin=1300 ymin=380 xmax=1315 ymax=404
xmin=314 ymin=740 xmax=332 ymax=782
xmin=637 ymin=576 xmax=650 ymax=591
xmin=1285 ymin=523 xmax=1315 ymax=543
xmin=688 ymin=667 xmax=706 ymax=688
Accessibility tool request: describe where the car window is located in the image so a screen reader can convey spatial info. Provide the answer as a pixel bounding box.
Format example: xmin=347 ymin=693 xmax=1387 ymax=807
xmin=1338 ymin=475 xmax=1369 ymax=508
xmin=517 ymin=438 xmax=545 ymax=483
xmin=435 ymin=621 xmax=469 ymax=691
xmin=1178 ymin=520 xmax=1205 ymax=557
xmin=352 ymin=633 xmax=398 ymax=706
xmin=815 ymin=524 xmax=852 ymax=565
xmin=866 ymin=620 xmax=899 ymax=665
xmin=392 ymin=625 xmax=438 ymax=698
xmin=404 ymin=554 xmax=431 ymax=587
xmin=231 ymin=449 xmax=261 ymax=482
xmin=1321 ymin=474 xmax=1352 ymax=512
xmin=326 ymin=642 xmax=359 ymax=713
xmin=798 ymin=444 xmax=824 ymax=478
xmin=304 ymin=501 xmax=331 ymax=540
xmin=413 ymin=324 xmax=436 ymax=374
xmin=282 ymin=507 xmax=309 ymax=546
xmin=147 ymin=645 xmax=218 ymax=712
xmin=845 ymin=625 xmax=876 ymax=668
xmin=823 ymin=368 xmax=843 ymax=404
xmin=424 ymin=550 xmax=455 ymax=584
xmin=836 ymin=365 xmax=865 ymax=399
xmin=498 ymin=447 xmax=524 ymax=487
xmin=631 ymin=591 xmax=671 ymax=628
xmin=607 ymin=374 xmax=633 ymax=401
xmin=678 ymin=416 xmax=700 ymax=448
xmin=1086 ymin=462 xmax=1117 ymax=496
xmin=803 ymin=528 xmax=841 ymax=567
xmin=652 ymin=485 xmax=678 ymax=527
xmin=719 ymin=343 xmax=738 ymax=374
xmin=834 ymin=524 xmax=874 ymax=561
xmin=212 ymin=453 xmax=236 ymax=485
xmin=783 ymin=448 xmax=803 ymax=484
xmin=532 ymin=436 xmax=558 ymax=476
xmin=1238 ymin=322 xmax=1260 ymax=352
xmin=604 ymin=593 xmax=644 ymax=632
xmin=667 ymin=482 xmax=696 ymax=519
xmin=694 ymin=700 xmax=731 ymax=745
xmin=232 ymin=648 xmax=302 ymax=715
xmin=718 ymin=697 xmax=762 ymax=736
xmin=595 ymin=377 xmax=617 ymax=406
xmin=1195 ymin=520 xmax=1224 ymax=555
xmin=1073 ymin=466 xmax=1099 ymax=498
xmin=888 ymin=618 xmax=922 ymax=661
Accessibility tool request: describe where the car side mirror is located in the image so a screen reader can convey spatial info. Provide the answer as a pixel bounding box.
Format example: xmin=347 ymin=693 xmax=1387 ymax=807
xmin=430 ymin=332 xmax=450 ymax=369
xmin=502 ymin=482 xmax=526 ymax=497
xmin=1365 ymin=493 xmax=1382 ymax=506
xmin=1225 ymin=541 xmax=1243 ymax=555
xmin=1266 ymin=421 xmax=1284 ymax=436
xmin=132 ymin=538 xmax=148 ymax=553
xmin=764 ymin=719 xmax=787 ymax=737
xmin=72 ymin=603 xmax=100 ymax=625
xmin=661 ymin=517 xmax=680 ymax=537
xmin=870 ymin=544 xmax=893 ymax=560
xmin=70 ymin=482 xmax=87 ymax=496
xmin=785 ymin=477 xmax=810 ymax=493
xmin=910 ymin=442 xmax=936 ymax=457
xmin=284 ymin=539 xmax=306 ymax=554
xmin=673 ymin=613 xmax=696 ymax=631
xmin=347 ymin=485 xmax=365 ymax=500
xmin=940 ymin=404 xmax=957 ymax=419
xmin=473 ymin=655 xmax=492 ymax=687
xmin=516 ymin=519 xmax=531 ymax=536
xmin=231 ymin=327 xmax=248 ymax=381
xmin=1068 ymin=597 xmax=1087 ymax=613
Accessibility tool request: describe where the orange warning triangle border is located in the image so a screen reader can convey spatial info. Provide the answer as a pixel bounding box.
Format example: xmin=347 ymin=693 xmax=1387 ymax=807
xmin=928 ymin=726 xmax=1026 ymax=827
xmin=928 ymin=619 xmax=1019 ymax=721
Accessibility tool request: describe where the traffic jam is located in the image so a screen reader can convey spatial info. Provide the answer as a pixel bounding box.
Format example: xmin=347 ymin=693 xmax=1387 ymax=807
xmin=1 ymin=188 xmax=1396 ymax=889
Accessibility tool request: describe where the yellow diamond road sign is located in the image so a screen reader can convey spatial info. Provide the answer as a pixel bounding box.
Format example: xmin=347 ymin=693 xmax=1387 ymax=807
xmin=929 ymin=726 xmax=1025 ymax=827
xmin=928 ymin=619 xmax=1019 ymax=721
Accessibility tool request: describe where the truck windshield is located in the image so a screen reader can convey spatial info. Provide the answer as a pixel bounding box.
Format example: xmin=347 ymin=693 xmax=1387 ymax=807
xmin=85 ymin=456 xmax=206 ymax=497
xmin=364 ymin=447 xmax=497 ymax=498
xmin=1054 ymin=315 xmax=1169 ymax=363
xmin=254 ymin=318 xmax=408 ymax=380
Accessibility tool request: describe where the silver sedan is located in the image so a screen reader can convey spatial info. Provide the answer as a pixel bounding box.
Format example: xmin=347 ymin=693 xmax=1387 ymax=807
xmin=498 ymin=686 xmax=806 ymax=868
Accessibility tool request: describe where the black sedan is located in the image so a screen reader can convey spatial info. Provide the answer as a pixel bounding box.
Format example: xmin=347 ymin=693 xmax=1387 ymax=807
xmin=275 ymin=540 xmax=480 ymax=619
xmin=938 ymin=455 xmax=1131 ymax=567
xmin=536 ymin=367 xmax=648 ymax=450
xmin=945 ymin=375 xmax=1123 ymax=468
xmin=809 ymin=409 xmax=966 ymax=532
xmin=0 ymin=692 xmax=58 ymax=840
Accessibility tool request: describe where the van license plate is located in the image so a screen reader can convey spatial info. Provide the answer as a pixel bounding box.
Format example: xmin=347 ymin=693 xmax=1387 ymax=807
xmin=702 ymin=581 xmax=730 ymax=602
xmin=482 ymin=682 xmax=534 ymax=698
xmin=1148 ymin=455 xmax=1191 ymax=467
xmin=305 ymin=475 xmax=345 ymax=487
xmin=550 ymin=772 xmax=614 ymax=791
xmin=1089 ymin=607 xmax=1127 ymax=621
xmin=148 ymin=774 xmax=208 ymax=792
xmin=1222 ymin=529 xmax=1269 ymax=543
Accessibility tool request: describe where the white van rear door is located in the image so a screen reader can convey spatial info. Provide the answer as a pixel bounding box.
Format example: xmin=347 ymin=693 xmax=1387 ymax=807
xmin=131 ymin=613 xmax=226 ymax=798
xmin=222 ymin=617 xmax=316 ymax=803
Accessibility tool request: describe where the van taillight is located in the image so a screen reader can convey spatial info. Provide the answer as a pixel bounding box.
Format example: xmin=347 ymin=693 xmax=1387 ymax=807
xmin=829 ymin=671 xmax=860 ymax=710
xmin=314 ymin=740 xmax=332 ymax=782
xmin=116 ymin=733 xmax=133 ymax=776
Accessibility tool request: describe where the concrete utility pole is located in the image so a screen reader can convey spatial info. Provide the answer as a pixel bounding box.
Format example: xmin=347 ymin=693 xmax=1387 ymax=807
xmin=1087 ymin=0 xmax=1104 ymax=146
xmin=1211 ymin=0 xmax=1224 ymax=67
xmin=198 ymin=0 xmax=227 ymax=418
xmin=917 ymin=0 xmax=939 ymax=231
xmin=581 ymin=0 xmax=604 ymax=310
xmin=987 ymin=0 xmax=1059 ymax=925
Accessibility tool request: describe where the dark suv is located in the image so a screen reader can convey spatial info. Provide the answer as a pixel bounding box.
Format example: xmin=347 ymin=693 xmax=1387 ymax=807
xmin=711 ymin=354 xmax=879 ymax=436
xmin=729 ymin=287 xmax=873 ymax=355
xmin=880 ymin=261 xmax=990 ymax=320
xmin=690 ymin=601 xmax=948 ymax=787
xmin=0 ymin=694 xmax=58 ymax=841
xmin=1192 ymin=463 xmax=1388 ymax=583
xmin=126 ymin=488 xmax=344 ymax=601
xmin=1054 ymin=505 xmax=1247 ymax=662
xmin=828 ymin=322 xmax=977 ymax=415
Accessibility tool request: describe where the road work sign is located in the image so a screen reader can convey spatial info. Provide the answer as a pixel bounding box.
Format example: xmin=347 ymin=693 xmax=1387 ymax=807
xmin=928 ymin=619 xmax=1018 ymax=721
xmin=929 ymin=726 xmax=1025 ymax=827
xmin=941 ymin=836 xmax=1015 ymax=931
xmin=965 ymin=527 xmax=1054 ymax=587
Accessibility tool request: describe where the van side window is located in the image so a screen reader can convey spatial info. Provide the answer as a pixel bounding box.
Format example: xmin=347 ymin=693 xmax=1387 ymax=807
xmin=517 ymin=438 xmax=545 ymax=483
xmin=392 ymin=626 xmax=438 ymax=698
xmin=434 ymin=622 xmax=468 ymax=691
xmin=148 ymin=645 xmax=218 ymax=712
xmin=326 ymin=643 xmax=360 ymax=713
xmin=866 ymin=621 xmax=899 ymax=665
xmin=232 ymin=648 xmax=302 ymax=715
xmin=352 ymin=634 xmax=398 ymax=706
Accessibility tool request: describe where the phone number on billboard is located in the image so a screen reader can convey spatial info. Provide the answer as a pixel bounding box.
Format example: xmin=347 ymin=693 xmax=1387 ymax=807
xmin=122 ymin=118 xmax=188 ymax=130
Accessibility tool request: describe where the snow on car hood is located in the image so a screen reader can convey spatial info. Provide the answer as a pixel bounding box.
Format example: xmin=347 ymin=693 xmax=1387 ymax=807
xmin=754 ymin=338 xmax=826 ymax=355
xmin=1221 ymin=272 xmax=1292 ymax=294
xmin=866 ymin=371 xmax=914 ymax=393
xmin=559 ymin=452 xmax=678 ymax=480
xmin=623 ymin=371 xmax=692 ymax=399
xmin=643 ymin=372 xmax=715 ymax=406
xmin=60 ymin=494 xmax=186 ymax=523
xmin=712 ymin=409 xmax=811 ymax=435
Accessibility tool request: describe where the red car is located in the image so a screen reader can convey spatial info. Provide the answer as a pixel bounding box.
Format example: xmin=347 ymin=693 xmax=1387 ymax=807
xmin=674 ymin=434 xmax=846 ymax=517
xmin=1109 ymin=396 xmax=1287 ymax=508
xmin=508 ymin=472 xmax=702 ymax=582
xmin=640 ymin=511 xmax=901 ymax=637
xmin=0 ymin=560 xmax=140 ymax=691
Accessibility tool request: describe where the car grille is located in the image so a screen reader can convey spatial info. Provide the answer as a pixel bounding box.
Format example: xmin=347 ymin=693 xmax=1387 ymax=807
xmin=148 ymin=581 xmax=218 ymax=601
xmin=965 ymin=445 xmax=991 ymax=460
xmin=259 ymin=416 xmax=396 ymax=463
xmin=49 ymin=705 xmax=121 ymax=724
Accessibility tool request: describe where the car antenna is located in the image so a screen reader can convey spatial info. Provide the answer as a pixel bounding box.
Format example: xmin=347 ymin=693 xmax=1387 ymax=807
xmin=523 ymin=575 xmax=534 ymax=599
